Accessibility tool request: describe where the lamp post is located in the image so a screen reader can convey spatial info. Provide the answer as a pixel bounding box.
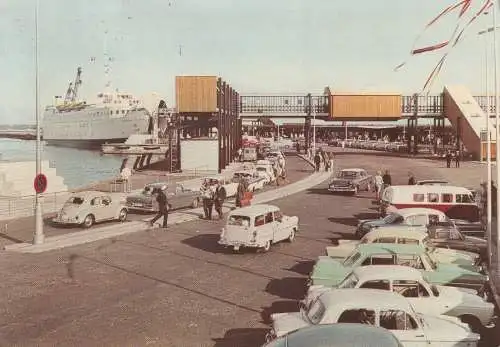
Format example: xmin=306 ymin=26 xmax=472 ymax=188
xmin=493 ymin=0 xmax=500 ymax=264
xmin=33 ymin=0 xmax=44 ymax=245
xmin=479 ymin=26 xmax=493 ymax=266
xmin=312 ymin=100 xmax=316 ymax=154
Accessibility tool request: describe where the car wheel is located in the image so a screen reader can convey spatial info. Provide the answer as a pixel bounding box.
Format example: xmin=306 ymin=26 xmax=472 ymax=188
xmin=288 ymin=229 xmax=296 ymax=242
xmin=82 ymin=214 xmax=95 ymax=228
xmin=118 ymin=209 xmax=127 ymax=222
xmin=459 ymin=315 xmax=482 ymax=334
xmin=262 ymin=240 xmax=271 ymax=252
xmin=191 ymin=198 xmax=199 ymax=208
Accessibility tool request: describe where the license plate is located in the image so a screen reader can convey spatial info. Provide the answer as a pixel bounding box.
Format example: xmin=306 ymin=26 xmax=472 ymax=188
xmin=133 ymin=203 xmax=143 ymax=207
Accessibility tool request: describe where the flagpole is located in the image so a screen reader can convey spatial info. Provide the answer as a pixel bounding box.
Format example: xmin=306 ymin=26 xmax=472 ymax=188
xmin=485 ymin=30 xmax=493 ymax=267
xmin=493 ymin=0 xmax=500 ymax=259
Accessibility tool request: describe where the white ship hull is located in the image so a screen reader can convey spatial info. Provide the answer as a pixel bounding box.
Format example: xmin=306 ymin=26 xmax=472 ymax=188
xmin=42 ymin=106 xmax=151 ymax=149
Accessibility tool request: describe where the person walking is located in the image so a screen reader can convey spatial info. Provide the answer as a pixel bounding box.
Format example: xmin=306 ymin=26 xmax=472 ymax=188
xmin=235 ymin=178 xmax=246 ymax=208
xmin=374 ymin=171 xmax=384 ymax=202
xmin=328 ymin=152 xmax=334 ymax=172
xmin=237 ymin=147 xmax=242 ymax=162
xmin=314 ymin=151 xmax=321 ymax=172
xmin=149 ymin=185 xmax=170 ymax=229
xmin=454 ymin=150 xmax=460 ymax=168
xmin=201 ymin=179 xmax=214 ymax=219
xmin=445 ymin=151 xmax=452 ymax=168
xmin=408 ymin=172 xmax=416 ymax=185
xmin=382 ymin=169 xmax=392 ymax=190
xmin=213 ymin=180 xmax=225 ymax=220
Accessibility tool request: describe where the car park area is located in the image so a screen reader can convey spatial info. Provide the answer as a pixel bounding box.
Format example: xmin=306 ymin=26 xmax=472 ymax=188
xmin=0 ymin=153 xmax=498 ymax=347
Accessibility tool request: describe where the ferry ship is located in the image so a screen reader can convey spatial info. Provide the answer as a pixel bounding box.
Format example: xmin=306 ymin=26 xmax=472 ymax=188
xmin=42 ymin=67 xmax=152 ymax=149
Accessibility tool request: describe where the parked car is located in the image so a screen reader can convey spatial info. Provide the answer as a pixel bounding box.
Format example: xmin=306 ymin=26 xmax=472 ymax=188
xmin=255 ymin=160 xmax=276 ymax=184
xmin=232 ymin=170 xmax=266 ymax=192
xmin=308 ymin=244 xmax=487 ymax=291
xmin=328 ymin=168 xmax=372 ymax=195
xmin=263 ymin=323 xmax=404 ymax=347
xmin=427 ymin=226 xmax=487 ymax=262
xmin=241 ymin=147 xmax=258 ymax=161
xmin=305 ymin=266 xmax=495 ymax=332
xmin=269 ymin=289 xmax=480 ymax=346
xmin=356 ymin=208 xmax=450 ymax=238
xmin=416 ymin=179 xmax=449 ymax=186
xmin=202 ymin=176 xmax=239 ymax=199
xmin=52 ymin=191 xmax=128 ymax=228
xmin=326 ymin=226 xmax=479 ymax=267
xmin=126 ymin=182 xmax=201 ymax=212
xmin=218 ymin=204 xmax=298 ymax=252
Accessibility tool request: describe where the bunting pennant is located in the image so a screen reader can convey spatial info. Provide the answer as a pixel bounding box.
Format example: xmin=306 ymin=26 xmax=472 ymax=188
xmin=452 ymin=0 xmax=492 ymax=47
xmin=394 ymin=0 xmax=469 ymax=71
xmin=422 ymin=54 xmax=448 ymax=92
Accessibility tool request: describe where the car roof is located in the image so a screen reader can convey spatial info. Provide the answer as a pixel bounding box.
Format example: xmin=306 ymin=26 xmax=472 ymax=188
xmin=364 ymin=228 xmax=426 ymax=240
xmin=319 ymin=288 xmax=414 ymax=312
xmin=356 ymin=243 xmax=425 ymax=255
xmin=146 ymin=182 xmax=169 ymax=188
xmin=341 ymin=168 xmax=365 ymax=172
xmin=352 ymin=265 xmax=423 ymax=282
xmin=394 ymin=207 xmax=447 ymax=216
xmin=387 ymin=185 xmax=472 ymax=194
xmin=270 ymin=323 xmax=403 ymax=347
xmin=417 ymin=179 xmax=449 ymax=184
xmin=228 ymin=204 xmax=280 ymax=217
xmin=71 ymin=190 xmax=112 ymax=199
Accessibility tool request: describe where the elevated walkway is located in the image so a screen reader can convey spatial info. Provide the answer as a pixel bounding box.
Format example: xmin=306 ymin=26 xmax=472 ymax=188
xmin=444 ymin=85 xmax=497 ymax=160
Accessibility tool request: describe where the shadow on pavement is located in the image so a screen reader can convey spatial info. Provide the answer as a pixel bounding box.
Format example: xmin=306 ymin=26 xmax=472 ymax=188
xmin=261 ymin=300 xmax=299 ymax=324
xmin=212 ymin=328 xmax=268 ymax=347
xmin=286 ymin=260 xmax=314 ymax=276
xmin=328 ymin=217 xmax=358 ymax=227
xmin=265 ymin=277 xmax=306 ymax=300
xmin=181 ymin=234 xmax=231 ymax=254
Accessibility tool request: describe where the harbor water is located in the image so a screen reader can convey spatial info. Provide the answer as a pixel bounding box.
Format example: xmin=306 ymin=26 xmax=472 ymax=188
xmin=0 ymin=138 xmax=125 ymax=190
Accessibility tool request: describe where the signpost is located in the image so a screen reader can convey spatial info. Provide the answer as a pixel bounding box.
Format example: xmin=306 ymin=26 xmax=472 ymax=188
xmin=34 ymin=173 xmax=47 ymax=194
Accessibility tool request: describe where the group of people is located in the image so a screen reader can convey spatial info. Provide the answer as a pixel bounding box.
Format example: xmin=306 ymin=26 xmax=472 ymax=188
xmin=445 ymin=150 xmax=461 ymax=168
xmin=313 ymin=148 xmax=334 ymax=172
xmin=373 ymin=170 xmax=417 ymax=202
xmin=200 ymin=179 xmax=228 ymax=220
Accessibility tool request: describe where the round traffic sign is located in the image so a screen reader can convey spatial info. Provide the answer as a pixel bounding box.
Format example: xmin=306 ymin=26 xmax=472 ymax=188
xmin=34 ymin=173 xmax=48 ymax=194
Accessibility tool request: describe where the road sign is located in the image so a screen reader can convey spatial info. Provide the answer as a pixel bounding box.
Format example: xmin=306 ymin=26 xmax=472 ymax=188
xmin=34 ymin=173 xmax=47 ymax=194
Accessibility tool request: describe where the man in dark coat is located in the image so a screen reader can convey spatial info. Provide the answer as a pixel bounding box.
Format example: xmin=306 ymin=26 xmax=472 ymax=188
xmin=408 ymin=172 xmax=416 ymax=185
xmin=149 ymin=185 xmax=169 ymax=229
xmin=235 ymin=179 xmax=246 ymax=208
xmin=201 ymin=179 xmax=214 ymax=219
xmin=445 ymin=151 xmax=452 ymax=168
xmin=213 ymin=181 xmax=225 ymax=219
xmin=314 ymin=152 xmax=321 ymax=172
xmin=382 ymin=170 xmax=392 ymax=189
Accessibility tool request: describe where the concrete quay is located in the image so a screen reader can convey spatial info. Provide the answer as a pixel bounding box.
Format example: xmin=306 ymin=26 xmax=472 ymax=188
xmin=2 ymin=155 xmax=320 ymax=253
xmin=0 ymin=152 xmax=499 ymax=347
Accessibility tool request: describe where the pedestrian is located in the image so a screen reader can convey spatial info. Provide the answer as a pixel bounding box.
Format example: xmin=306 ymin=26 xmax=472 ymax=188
xmin=237 ymin=147 xmax=242 ymax=162
xmin=382 ymin=169 xmax=392 ymax=190
xmin=374 ymin=171 xmax=383 ymax=202
xmin=213 ymin=180 xmax=225 ymax=220
xmin=408 ymin=172 xmax=416 ymax=185
xmin=149 ymin=185 xmax=170 ymax=229
xmin=454 ymin=150 xmax=460 ymax=168
xmin=201 ymin=179 xmax=214 ymax=219
xmin=328 ymin=152 xmax=334 ymax=172
xmin=235 ymin=178 xmax=246 ymax=208
xmin=322 ymin=151 xmax=329 ymax=172
xmin=295 ymin=141 xmax=300 ymax=154
xmin=314 ymin=151 xmax=321 ymax=172
xmin=445 ymin=151 xmax=452 ymax=168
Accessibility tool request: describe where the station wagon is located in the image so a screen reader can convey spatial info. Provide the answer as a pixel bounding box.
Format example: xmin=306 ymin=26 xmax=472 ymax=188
xmin=308 ymin=244 xmax=487 ymax=291
xmin=218 ymin=204 xmax=299 ymax=252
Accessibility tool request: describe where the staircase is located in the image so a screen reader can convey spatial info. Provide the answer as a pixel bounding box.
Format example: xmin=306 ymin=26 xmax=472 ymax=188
xmin=168 ymin=122 xmax=181 ymax=173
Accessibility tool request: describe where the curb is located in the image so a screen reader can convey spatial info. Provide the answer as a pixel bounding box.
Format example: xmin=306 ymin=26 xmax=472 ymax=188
xmin=4 ymin=158 xmax=329 ymax=254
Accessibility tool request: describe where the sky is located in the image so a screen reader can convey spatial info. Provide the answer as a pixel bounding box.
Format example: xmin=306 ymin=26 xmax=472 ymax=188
xmin=0 ymin=0 xmax=497 ymax=124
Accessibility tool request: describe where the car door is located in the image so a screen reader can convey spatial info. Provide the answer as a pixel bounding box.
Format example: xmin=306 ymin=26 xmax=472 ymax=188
xmin=379 ymin=309 xmax=428 ymax=347
xmin=89 ymin=196 xmax=103 ymax=221
xmin=273 ymin=210 xmax=289 ymax=241
xmin=392 ymin=280 xmax=437 ymax=312
xmin=100 ymin=196 xmax=115 ymax=220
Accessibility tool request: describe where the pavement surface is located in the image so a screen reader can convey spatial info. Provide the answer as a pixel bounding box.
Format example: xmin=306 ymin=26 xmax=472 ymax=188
xmin=0 ymin=151 xmax=498 ymax=347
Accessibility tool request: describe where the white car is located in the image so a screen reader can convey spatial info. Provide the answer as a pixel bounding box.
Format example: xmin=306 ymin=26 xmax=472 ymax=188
xmin=202 ymin=176 xmax=239 ymax=198
xmin=305 ymin=266 xmax=494 ymax=332
xmin=326 ymin=227 xmax=479 ymax=266
xmin=52 ymin=191 xmax=128 ymax=228
xmin=268 ymin=289 xmax=480 ymax=346
xmin=255 ymin=160 xmax=276 ymax=184
xmin=219 ymin=204 xmax=299 ymax=252
xmin=232 ymin=170 xmax=266 ymax=192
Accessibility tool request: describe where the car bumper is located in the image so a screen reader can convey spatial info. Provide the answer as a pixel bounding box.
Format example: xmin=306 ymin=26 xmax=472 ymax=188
xmin=328 ymin=187 xmax=355 ymax=192
xmin=126 ymin=204 xmax=155 ymax=212
xmin=51 ymin=218 xmax=81 ymax=225
xmin=218 ymin=238 xmax=261 ymax=249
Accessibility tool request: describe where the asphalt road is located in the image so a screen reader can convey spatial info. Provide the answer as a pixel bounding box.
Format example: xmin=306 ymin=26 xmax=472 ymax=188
xmin=0 ymin=153 xmax=498 ymax=347
xmin=0 ymin=155 xmax=311 ymax=249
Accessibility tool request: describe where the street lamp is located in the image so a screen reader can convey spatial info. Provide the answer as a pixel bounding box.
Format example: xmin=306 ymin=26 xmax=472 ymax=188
xmin=33 ymin=0 xmax=44 ymax=244
xmin=493 ymin=0 xmax=500 ymax=265
xmin=312 ymin=99 xmax=316 ymax=154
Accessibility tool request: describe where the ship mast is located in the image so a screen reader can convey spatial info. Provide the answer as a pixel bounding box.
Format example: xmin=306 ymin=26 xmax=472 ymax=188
xmin=103 ymin=26 xmax=112 ymax=92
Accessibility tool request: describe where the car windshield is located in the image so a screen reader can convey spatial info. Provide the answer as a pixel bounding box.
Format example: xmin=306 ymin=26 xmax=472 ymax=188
xmin=383 ymin=213 xmax=403 ymax=224
xmin=422 ymin=252 xmax=437 ymax=270
xmin=304 ymin=298 xmax=326 ymax=325
xmin=256 ymin=167 xmax=266 ymax=172
xmin=65 ymin=196 xmax=84 ymax=205
xmin=143 ymin=186 xmax=155 ymax=195
xmin=344 ymin=251 xmax=362 ymax=266
xmin=227 ymin=215 xmax=251 ymax=227
xmin=338 ymin=273 xmax=359 ymax=288
xmin=339 ymin=171 xmax=358 ymax=178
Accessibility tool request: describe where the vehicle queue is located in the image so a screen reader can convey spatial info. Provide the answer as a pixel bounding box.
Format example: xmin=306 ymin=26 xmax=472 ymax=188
xmin=49 ymin=138 xmax=498 ymax=347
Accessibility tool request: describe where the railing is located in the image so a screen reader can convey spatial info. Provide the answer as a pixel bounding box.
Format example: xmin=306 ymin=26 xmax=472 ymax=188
xmin=240 ymin=95 xmax=329 ymax=114
xmin=473 ymin=96 xmax=497 ymax=115
xmin=401 ymin=94 xmax=444 ymax=116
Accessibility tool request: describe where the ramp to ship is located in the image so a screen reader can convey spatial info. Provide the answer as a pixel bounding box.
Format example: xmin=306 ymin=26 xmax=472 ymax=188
xmin=443 ymin=85 xmax=497 ymax=160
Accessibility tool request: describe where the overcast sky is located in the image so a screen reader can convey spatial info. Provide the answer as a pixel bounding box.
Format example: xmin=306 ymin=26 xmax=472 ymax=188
xmin=0 ymin=0 xmax=495 ymax=124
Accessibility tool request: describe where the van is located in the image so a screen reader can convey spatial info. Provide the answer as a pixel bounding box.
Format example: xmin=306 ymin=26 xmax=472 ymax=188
xmin=242 ymin=147 xmax=257 ymax=162
xmin=380 ymin=185 xmax=479 ymax=222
